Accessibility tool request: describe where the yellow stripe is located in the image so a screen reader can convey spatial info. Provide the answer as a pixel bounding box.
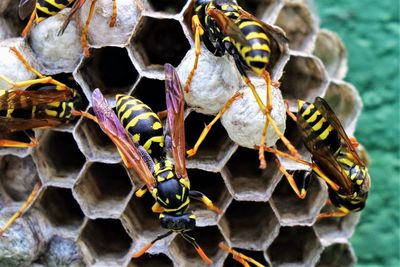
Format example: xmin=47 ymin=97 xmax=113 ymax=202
xmin=45 ymin=109 xmax=58 ymax=117
xmin=246 ymin=31 xmax=270 ymax=41
xmin=143 ymin=135 xmax=164 ymax=151
xmin=152 ymin=121 xmax=162 ymax=130
xmin=239 ymin=21 xmax=261 ymax=29
xmin=45 ymin=0 xmax=71 ymax=9
xmin=6 ymin=108 xmax=14 ymax=118
xmin=301 ymin=103 xmax=314 ymax=116
xmin=319 ymin=125 xmax=333 ymax=140
xmin=338 ymin=157 xmax=354 ymax=167
xmin=311 ymin=118 xmax=325 ymax=131
xmin=36 ymin=4 xmax=57 ymax=16
xmin=125 ymin=112 xmax=158 ymax=129
xmin=164 ymin=198 xmax=190 ymax=213
xmin=306 ymin=110 xmax=319 ymax=123
xmin=356 ymin=179 xmax=363 ymax=185
xmin=120 ymin=104 xmax=148 ymax=121
xmin=59 ymin=102 xmax=66 ymax=118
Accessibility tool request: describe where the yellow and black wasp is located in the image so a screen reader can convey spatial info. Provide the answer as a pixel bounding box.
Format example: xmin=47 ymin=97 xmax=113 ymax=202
xmin=18 ymin=0 xmax=117 ymax=57
xmin=264 ymin=97 xmax=370 ymax=218
xmin=76 ymin=64 xmax=221 ymax=265
xmin=0 ymin=47 xmax=82 ymax=237
xmin=185 ymin=0 xmax=298 ymax=168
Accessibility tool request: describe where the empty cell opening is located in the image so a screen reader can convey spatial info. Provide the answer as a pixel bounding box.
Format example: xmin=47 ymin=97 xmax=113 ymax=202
xmin=186 ymin=169 xmax=230 ymax=215
xmin=237 ymin=0 xmax=276 ymax=18
xmin=79 ymin=47 xmax=138 ymax=99
xmin=280 ymin=56 xmax=326 ymax=102
xmin=38 ymin=131 xmax=85 ymax=179
xmin=148 ymin=0 xmax=186 ymax=14
xmin=170 ymin=226 xmax=225 ymax=265
xmin=271 ymin=173 xmax=323 ymax=221
xmin=75 ymin=162 xmax=132 ymax=213
xmin=37 ymin=187 xmax=84 ymax=228
xmin=0 ymin=155 xmax=39 ymax=201
xmin=130 ymin=252 xmax=173 ymax=267
xmin=314 ymin=212 xmax=360 ymax=241
xmin=223 ymin=248 xmax=268 ymax=267
xmin=268 ymin=226 xmax=321 ymax=265
xmin=185 ymin=112 xmax=233 ymax=160
xmin=223 ymin=200 xmax=278 ymax=247
xmin=132 ymin=77 xmax=166 ymax=112
xmin=132 ymin=17 xmax=190 ymax=67
xmin=224 ymin=147 xmax=280 ymax=197
xmin=275 ymin=3 xmax=315 ymax=51
xmin=80 ymin=219 xmax=132 ymax=260
xmin=316 ymin=243 xmax=355 ymax=267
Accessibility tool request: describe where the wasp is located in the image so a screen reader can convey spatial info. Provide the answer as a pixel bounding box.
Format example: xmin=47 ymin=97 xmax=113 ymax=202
xmin=0 ymin=48 xmax=82 ymax=237
xmin=185 ymin=0 xmax=298 ymax=168
xmin=76 ymin=64 xmax=221 ymax=265
xmin=18 ymin=0 xmax=117 ymax=57
xmin=263 ymin=97 xmax=370 ymax=218
xmin=219 ymin=242 xmax=267 ymax=267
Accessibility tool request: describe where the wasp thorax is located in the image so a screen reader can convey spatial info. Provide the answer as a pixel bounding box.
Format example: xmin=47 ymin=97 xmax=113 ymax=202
xmin=160 ymin=213 xmax=196 ymax=231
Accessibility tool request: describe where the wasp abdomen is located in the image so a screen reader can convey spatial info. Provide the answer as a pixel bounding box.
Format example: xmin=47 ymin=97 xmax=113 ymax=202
xmin=36 ymin=0 xmax=75 ymax=22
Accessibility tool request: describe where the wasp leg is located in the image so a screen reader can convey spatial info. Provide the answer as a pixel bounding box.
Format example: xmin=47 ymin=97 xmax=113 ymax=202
xmin=21 ymin=10 xmax=36 ymax=38
xmin=184 ymin=15 xmax=204 ymax=93
xmin=109 ymin=0 xmax=117 ymax=27
xmin=81 ymin=0 xmax=98 ymax=58
xmin=274 ymin=158 xmax=308 ymax=199
xmin=132 ymin=231 xmax=173 ymax=258
xmin=0 ymin=135 xmax=38 ymax=148
xmin=285 ymin=99 xmax=298 ymax=122
xmin=151 ymin=202 xmax=165 ymax=213
xmin=189 ymin=190 xmax=222 ymax=214
xmin=349 ymin=137 xmax=359 ymax=148
xmin=219 ymin=242 xmax=265 ymax=267
xmin=182 ymin=233 xmax=213 ymax=265
xmin=186 ymin=91 xmax=242 ymax=157
xmin=0 ymin=182 xmax=41 ymax=237
xmin=258 ymin=115 xmax=269 ymax=169
xmin=318 ymin=210 xmax=348 ymax=219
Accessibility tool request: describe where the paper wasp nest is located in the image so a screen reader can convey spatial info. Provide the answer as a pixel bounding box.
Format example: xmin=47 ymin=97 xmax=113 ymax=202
xmin=0 ymin=0 xmax=363 ymax=266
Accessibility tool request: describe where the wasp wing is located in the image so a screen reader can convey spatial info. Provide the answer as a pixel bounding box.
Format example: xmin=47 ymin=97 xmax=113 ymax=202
xmin=19 ymin=0 xmax=37 ymax=20
xmin=206 ymin=8 xmax=250 ymax=46
xmin=0 ymin=89 xmax=72 ymax=111
xmin=164 ymin=64 xmax=188 ymax=180
xmin=0 ymin=117 xmax=64 ymax=134
xmin=314 ymin=97 xmax=365 ymax=167
xmin=91 ymin=89 xmax=156 ymax=190
xmin=58 ymin=0 xmax=86 ymax=35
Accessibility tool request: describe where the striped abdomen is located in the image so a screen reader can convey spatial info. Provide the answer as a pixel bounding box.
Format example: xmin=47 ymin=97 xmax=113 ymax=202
xmin=36 ymin=0 xmax=75 ymax=22
xmin=297 ymin=100 xmax=341 ymax=155
xmin=116 ymin=95 xmax=164 ymax=159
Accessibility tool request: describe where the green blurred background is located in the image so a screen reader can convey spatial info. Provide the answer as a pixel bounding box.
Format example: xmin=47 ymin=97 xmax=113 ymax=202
xmin=315 ymin=0 xmax=400 ymax=266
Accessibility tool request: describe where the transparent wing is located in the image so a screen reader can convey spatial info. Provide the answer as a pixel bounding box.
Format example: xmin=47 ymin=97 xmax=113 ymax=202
xmin=19 ymin=0 xmax=36 ymax=20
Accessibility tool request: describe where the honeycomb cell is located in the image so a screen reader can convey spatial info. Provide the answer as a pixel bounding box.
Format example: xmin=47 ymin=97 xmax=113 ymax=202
xmin=169 ymin=226 xmax=226 ymax=266
xmin=267 ymin=226 xmax=322 ymax=266
xmin=314 ymin=212 xmax=360 ymax=246
xmin=222 ymin=147 xmax=282 ymax=201
xmin=78 ymin=219 xmax=132 ymax=266
xmin=323 ymin=81 xmax=362 ymax=134
xmin=270 ymin=174 xmax=328 ymax=226
xmin=131 ymin=77 xmax=167 ymax=112
xmin=275 ymin=0 xmax=317 ymax=51
xmin=42 ymin=235 xmax=85 ymax=267
xmin=33 ymin=131 xmax=86 ymax=187
xmin=74 ymin=46 xmax=139 ymax=102
xmin=237 ymin=0 xmax=282 ymax=22
xmin=185 ymin=111 xmax=236 ymax=172
xmin=146 ymin=0 xmax=187 ymax=14
xmin=222 ymin=247 xmax=270 ymax=267
xmin=220 ymin=200 xmax=279 ymax=249
xmin=313 ymin=29 xmax=348 ymax=80
xmin=129 ymin=253 xmax=173 ymax=267
xmin=280 ymin=53 xmax=328 ymax=107
xmin=73 ymin=162 xmax=133 ymax=218
xmin=130 ymin=16 xmax=190 ymax=70
xmin=73 ymin=111 xmax=120 ymax=163
xmin=186 ymin=168 xmax=232 ymax=226
xmin=316 ymin=242 xmax=356 ymax=267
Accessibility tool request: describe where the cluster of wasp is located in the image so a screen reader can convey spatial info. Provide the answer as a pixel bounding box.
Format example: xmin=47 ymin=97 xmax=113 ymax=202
xmin=0 ymin=0 xmax=371 ymax=266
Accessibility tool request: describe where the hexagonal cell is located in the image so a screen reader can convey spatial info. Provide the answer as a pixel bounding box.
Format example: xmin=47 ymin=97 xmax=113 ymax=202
xmin=78 ymin=219 xmax=132 ymax=266
xmin=146 ymin=0 xmax=187 ymax=14
xmin=33 ymin=131 xmax=86 ymax=186
xmin=132 ymin=77 xmax=166 ymax=112
xmin=221 ymin=147 xmax=282 ymax=201
xmin=220 ymin=200 xmax=279 ymax=249
xmin=129 ymin=252 xmax=173 ymax=267
xmin=222 ymin=247 xmax=270 ymax=267
xmin=313 ymin=29 xmax=348 ymax=80
xmin=316 ymin=242 xmax=356 ymax=267
xmin=185 ymin=111 xmax=236 ymax=171
xmin=0 ymin=155 xmax=39 ymax=202
xmin=74 ymin=162 xmax=133 ymax=219
xmin=35 ymin=186 xmax=84 ymax=231
xmin=280 ymin=53 xmax=328 ymax=106
xmin=270 ymin=174 xmax=328 ymax=226
xmin=237 ymin=0 xmax=281 ymax=22
xmin=314 ymin=212 xmax=360 ymax=246
xmin=267 ymin=226 xmax=322 ymax=266
xmin=323 ymin=81 xmax=362 ymax=135
xmin=169 ymin=226 xmax=226 ymax=266
xmin=186 ymin=168 xmax=232 ymax=226
xmin=73 ymin=110 xmax=120 ymax=163
xmin=275 ymin=0 xmax=317 ymax=51
xmin=75 ymin=46 xmax=139 ymax=102
xmin=130 ymin=16 xmax=190 ymax=70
